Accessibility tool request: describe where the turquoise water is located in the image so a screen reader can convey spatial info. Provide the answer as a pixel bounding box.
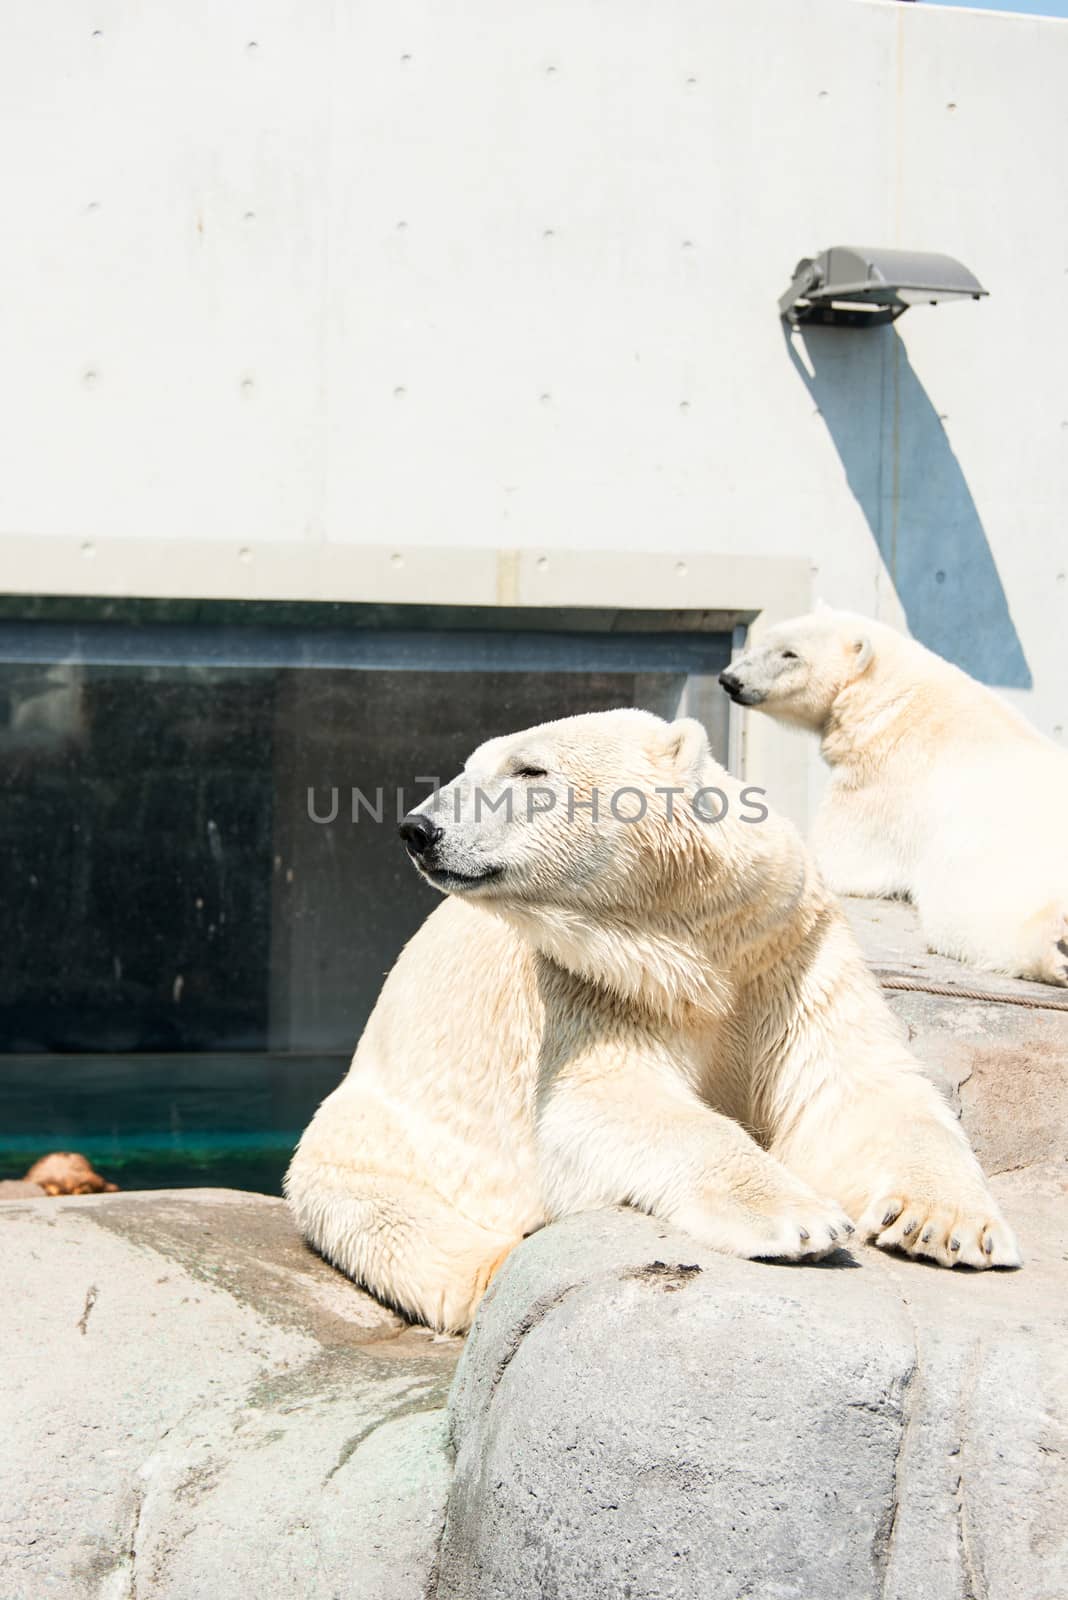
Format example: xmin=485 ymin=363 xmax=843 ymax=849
xmin=0 ymin=1054 xmax=348 ymax=1195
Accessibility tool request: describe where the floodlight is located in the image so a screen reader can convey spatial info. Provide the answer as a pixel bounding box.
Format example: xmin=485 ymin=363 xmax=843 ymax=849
xmin=779 ymin=246 xmax=988 ymax=328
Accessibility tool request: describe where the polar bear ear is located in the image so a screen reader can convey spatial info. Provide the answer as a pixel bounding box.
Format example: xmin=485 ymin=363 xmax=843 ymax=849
xmin=852 ymin=634 xmax=874 ymax=675
xmin=663 ymin=717 xmax=710 ymax=778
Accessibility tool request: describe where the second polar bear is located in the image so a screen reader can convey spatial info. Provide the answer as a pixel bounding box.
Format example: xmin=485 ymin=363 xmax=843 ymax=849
xmin=721 ymin=610 xmax=1068 ymax=987
xmin=286 ymin=709 xmax=1018 ymax=1333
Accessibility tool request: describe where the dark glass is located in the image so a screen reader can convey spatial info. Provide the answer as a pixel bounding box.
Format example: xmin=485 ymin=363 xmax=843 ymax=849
xmin=3 ymin=661 xmax=275 ymax=1053
xmin=0 ymin=612 xmax=731 ymax=1190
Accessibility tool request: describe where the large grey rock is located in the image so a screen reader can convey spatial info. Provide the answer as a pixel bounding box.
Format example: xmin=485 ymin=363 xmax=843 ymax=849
xmin=437 ymin=1164 xmax=1068 ymax=1600
xmin=0 ymin=1189 xmax=462 ymax=1600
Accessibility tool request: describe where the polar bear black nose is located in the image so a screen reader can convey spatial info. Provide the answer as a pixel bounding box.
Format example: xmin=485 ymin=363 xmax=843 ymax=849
xmin=719 ymin=670 xmax=742 ymax=695
xmin=399 ymin=813 xmax=442 ymax=857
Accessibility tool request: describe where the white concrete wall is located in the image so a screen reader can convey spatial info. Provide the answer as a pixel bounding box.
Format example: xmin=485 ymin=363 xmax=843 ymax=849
xmin=1 ymin=0 xmax=1066 ymax=810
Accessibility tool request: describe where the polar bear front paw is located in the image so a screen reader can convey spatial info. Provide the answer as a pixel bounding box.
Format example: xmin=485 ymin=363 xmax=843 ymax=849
xmin=862 ymin=1194 xmax=1022 ymax=1270
xmin=673 ymin=1193 xmax=857 ymax=1263
xmin=748 ymin=1197 xmax=858 ymax=1263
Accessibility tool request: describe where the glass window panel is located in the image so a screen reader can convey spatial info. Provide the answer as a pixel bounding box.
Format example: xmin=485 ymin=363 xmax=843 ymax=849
xmin=1 ymin=608 xmax=732 ymax=1190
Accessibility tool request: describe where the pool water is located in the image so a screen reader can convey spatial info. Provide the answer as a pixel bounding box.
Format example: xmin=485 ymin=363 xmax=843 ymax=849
xmin=0 ymin=1055 xmax=348 ymax=1195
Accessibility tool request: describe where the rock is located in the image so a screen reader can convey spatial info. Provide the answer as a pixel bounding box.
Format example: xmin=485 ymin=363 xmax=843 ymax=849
xmin=438 ymin=1164 xmax=1068 ymax=1600
xmin=0 ymin=1189 xmax=462 ymax=1600
xmin=0 ymin=1179 xmax=45 ymax=1198
xmin=4 ymin=897 xmax=1065 ymax=1599
xmin=436 ymin=901 xmax=1068 ymax=1599
xmin=845 ymin=896 xmax=1068 ymax=1173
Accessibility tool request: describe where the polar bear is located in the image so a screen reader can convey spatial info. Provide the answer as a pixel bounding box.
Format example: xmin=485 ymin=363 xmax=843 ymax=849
xmin=285 ymin=709 xmax=1019 ymax=1333
xmin=720 ymin=610 xmax=1068 ymax=987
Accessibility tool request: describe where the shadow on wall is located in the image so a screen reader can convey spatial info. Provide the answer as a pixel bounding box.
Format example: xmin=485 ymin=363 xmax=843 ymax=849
xmin=783 ymin=323 xmax=1031 ymax=689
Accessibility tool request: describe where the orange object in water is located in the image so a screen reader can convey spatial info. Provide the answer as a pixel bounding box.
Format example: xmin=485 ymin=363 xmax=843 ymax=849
xmin=22 ymin=1152 xmax=118 ymax=1196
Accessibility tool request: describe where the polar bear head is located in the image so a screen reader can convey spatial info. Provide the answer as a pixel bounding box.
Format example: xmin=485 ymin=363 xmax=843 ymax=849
xmin=398 ymin=709 xmax=786 ymax=1011
xmin=398 ymin=708 xmax=716 ymax=916
xmin=397 ymin=708 xmax=767 ymax=1009
xmin=719 ymin=610 xmax=875 ymax=730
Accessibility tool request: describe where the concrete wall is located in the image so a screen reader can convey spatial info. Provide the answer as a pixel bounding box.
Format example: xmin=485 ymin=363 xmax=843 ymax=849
xmin=1 ymin=0 xmax=1066 ymax=821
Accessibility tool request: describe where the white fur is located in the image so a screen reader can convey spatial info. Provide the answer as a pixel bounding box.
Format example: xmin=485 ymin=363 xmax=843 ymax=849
xmin=724 ymin=611 xmax=1068 ymax=986
xmin=285 ymin=709 xmax=1019 ymax=1333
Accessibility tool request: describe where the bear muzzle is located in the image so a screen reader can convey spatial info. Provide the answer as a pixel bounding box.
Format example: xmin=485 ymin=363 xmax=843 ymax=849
xmin=399 ymin=813 xmax=443 ymax=860
xmin=399 ymin=811 xmax=504 ymax=892
xmin=718 ymin=670 xmax=765 ymax=706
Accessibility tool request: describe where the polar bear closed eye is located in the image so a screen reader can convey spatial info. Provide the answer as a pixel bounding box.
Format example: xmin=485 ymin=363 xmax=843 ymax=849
xmin=721 ymin=610 xmax=1068 ymax=986
xmin=285 ymin=708 xmax=1019 ymax=1334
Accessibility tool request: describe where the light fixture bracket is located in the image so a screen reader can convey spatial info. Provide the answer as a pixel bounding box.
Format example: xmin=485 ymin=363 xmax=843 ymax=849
xmin=780 ymin=246 xmax=988 ymax=329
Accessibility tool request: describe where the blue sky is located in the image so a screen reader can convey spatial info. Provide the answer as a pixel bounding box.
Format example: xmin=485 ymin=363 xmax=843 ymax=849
xmin=921 ymin=0 xmax=1068 ymax=14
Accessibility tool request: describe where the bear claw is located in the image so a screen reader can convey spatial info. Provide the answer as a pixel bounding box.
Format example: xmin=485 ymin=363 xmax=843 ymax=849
xmin=862 ymin=1195 xmax=1022 ymax=1270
